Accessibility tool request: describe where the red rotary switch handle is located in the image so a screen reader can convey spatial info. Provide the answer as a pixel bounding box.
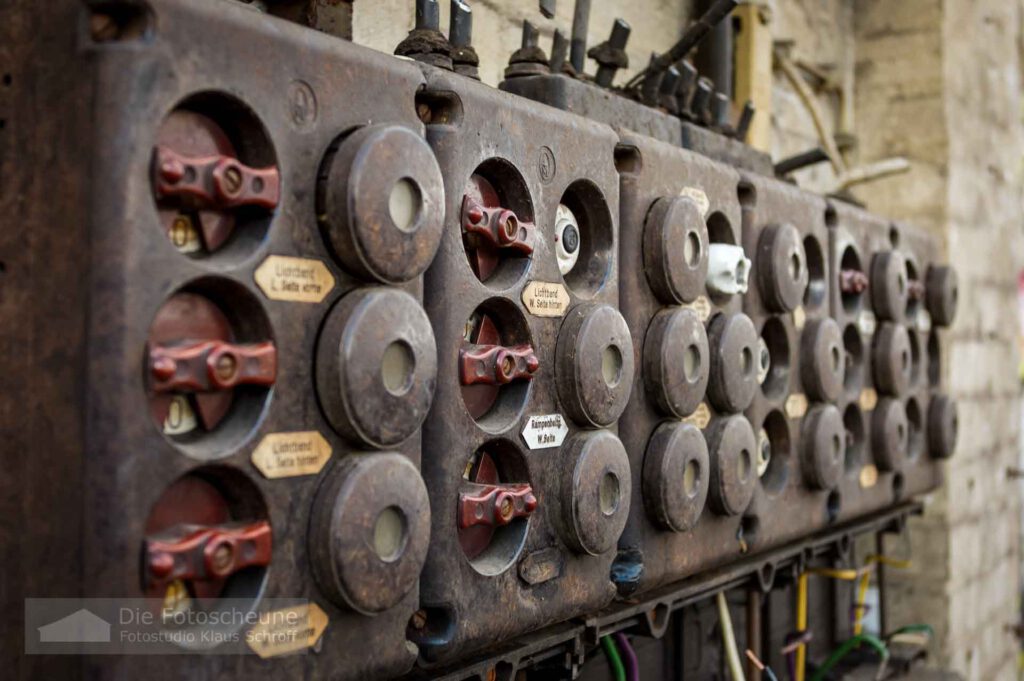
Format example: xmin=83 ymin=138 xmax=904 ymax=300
xmin=149 ymin=340 xmax=277 ymax=393
xmin=153 ymin=145 xmax=280 ymax=211
xmin=457 ymin=483 xmax=538 ymax=530
xmin=461 ymin=196 xmax=536 ymax=256
xmin=144 ymin=520 xmax=272 ymax=592
xmin=459 ymin=342 xmax=539 ymax=386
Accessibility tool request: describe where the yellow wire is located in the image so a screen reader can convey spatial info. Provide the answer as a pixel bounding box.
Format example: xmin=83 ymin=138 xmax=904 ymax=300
xmin=805 ymin=567 xmax=861 ymax=581
xmin=853 ymin=571 xmax=871 ymax=635
xmin=797 ymin=555 xmax=912 ymax=676
xmin=796 ymin=573 xmax=808 ymax=681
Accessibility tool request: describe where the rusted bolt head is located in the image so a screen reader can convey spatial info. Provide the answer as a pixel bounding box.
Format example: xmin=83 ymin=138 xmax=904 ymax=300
xmin=500 ymin=354 xmax=515 ymax=378
xmin=498 ymin=495 xmax=514 ymax=522
xmin=221 ymin=165 xmax=244 ymax=195
xmin=503 ymin=213 xmax=519 ymax=240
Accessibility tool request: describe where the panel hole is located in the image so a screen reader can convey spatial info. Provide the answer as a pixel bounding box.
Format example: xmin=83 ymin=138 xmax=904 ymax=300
xmin=927 ymin=332 xmax=941 ymax=387
xmin=906 ymin=397 xmax=924 ymax=460
xmin=842 ymin=324 xmax=864 ymax=393
xmin=459 ymin=441 xmax=531 ymax=576
xmin=843 ymin=404 xmax=865 ymax=472
xmin=803 ymin=236 xmax=826 ymax=310
xmin=88 ymin=1 xmax=154 ymax=42
xmin=760 ymin=317 xmax=790 ymax=398
xmin=462 ymin=160 xmax=534 ymax=288
xmin=840 ymin=245 xmax=864 ymax=314
xmin=559 ymin=179 xmax=614 ymax=297
xmin=826 ymin=491 xmax=841 ymax=524
xmin=460 ymin=299 xmax=533 ymax=430
xmin=614 ymin=144 xmax=642 ymax=173
xmin=760 ymin=410 xmax=791 ymax=495
xmin=415 ymin=89 xmax=463 ymax=125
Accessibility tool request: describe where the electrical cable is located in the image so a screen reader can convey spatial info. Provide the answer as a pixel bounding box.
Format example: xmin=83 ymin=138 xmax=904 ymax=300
xmin=717 ymin=591 xmax=747 ymax=681
xmin=745 ymin=649 xmax=779 ymax=681
xmin=613 ymin=632 xmax=640 ymax=681
xmin=795 ymin=574 xmax=808 ymax=681
xmin=601 ymin=635 xmax=626 ymax=681
xmin=808 ymin=634 xmax=889 ymax=681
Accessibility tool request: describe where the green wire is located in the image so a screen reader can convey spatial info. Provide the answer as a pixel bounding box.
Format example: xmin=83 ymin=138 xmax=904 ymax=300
xmin=886 ymin=624 xmax=934 ymax=640
xmin=809 ymin=634 xmax=889 ymax=681
xmin=601 ymin=635 xmax=626 ymax=681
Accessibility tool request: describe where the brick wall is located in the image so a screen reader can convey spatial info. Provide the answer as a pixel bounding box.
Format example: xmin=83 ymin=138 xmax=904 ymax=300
xmin=351 ymin=1 xmax=1024 ymax=677
xmin=855 ymin=1 xmax=1024 ymax=678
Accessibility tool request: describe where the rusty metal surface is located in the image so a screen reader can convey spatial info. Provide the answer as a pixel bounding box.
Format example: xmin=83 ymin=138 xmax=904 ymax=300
xmin=3 ymin=0 xmax=440 ymax=678
xmin=414 ymin=65 xmax=629 ymax=665
xmin=828 ymin=202 xmax=951 ymax=521
xmin=2 ymin=2 xmax=961 ymax=677
xmin=614 ymin=129 xmax=755 ymax=596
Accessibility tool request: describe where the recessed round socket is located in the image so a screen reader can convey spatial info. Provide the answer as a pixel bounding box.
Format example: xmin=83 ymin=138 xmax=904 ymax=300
xmin=146 ymin=281 xmax=275 ymax=458
xmin=643 ymin=307 xmax=709 ymax=418
xmin=556 ymin=303 xmax=635 ymax=428
xmin=872 ymin=322 xmax=912 ymax=397
xmin=555 ymin=203 xmax=581 ymax=275
xmin=756 ymin=223 xmax=808 ymax=313
xmin=928 ymin=394 xmax=958 ymax=459
xmin=309 ymin=453 xmax=430 ymax=614
xmin=800 ymin=318 xmax=845 ymax=403
xmin=800 ymin=404 xmax=845 ymax=491
xmin=872 ymin=397 xmax=909 ymax=472
xmin=842 ymin=324 xmax=864 ymax=394
xmin=759 ymin=410 xmax=792 ymax=495
xmin=642 ymin=422 xmax=709 ymax=532
xmin=143 ymin=468 xmax=269 ymax=611
xmin=843 ymin=404 xmax=866 ymax=473
xmin=706 ymin=414 xmax=758 ymax=516
xmin=642 ymin=195 xmax=709 ymax=304
xmin=316 ymin=287 xmax=438 ymax=448
xmin=152 ymin=96 xmax=277 ymax=261
xmin=926 ymin=265 xmax=958 ymax=327
xmin=318 ymin=124 xmax=444 ymax=284
xmin=558 ymin=430 xmax=631 ymax=555
xmin=707 ymin=313 xmax=760 ymax=413
xmin=870 ymin=251 xmax=909 ymax=323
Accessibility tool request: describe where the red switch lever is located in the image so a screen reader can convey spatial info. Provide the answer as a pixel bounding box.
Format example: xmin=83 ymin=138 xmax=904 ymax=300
xmin=461 ymin=196 xmax=536 ymax=256
xmin=459 ymin=343 xmax=539 ymax=386
xmin=908 ymin=280 xmax=925 ymax=301
xmin=840 ymin=269 xmax=869 ymax=294
xmin=149 ymin=340 xmax=278 ymax=393
xmin=144 ymin=520 xmax=272 ymax=591
xmin=153 ymin=145 xmax=281 ymax=210
xmin=458 ymin=483 xmax=537 ymax=529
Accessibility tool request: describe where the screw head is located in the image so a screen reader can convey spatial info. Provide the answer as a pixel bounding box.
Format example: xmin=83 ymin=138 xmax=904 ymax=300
xmin=214 ymin=353 xmax=237 ymax=381
xmin=498 ymin=496 xmax=514 ymax=522
xmin=221 ymin=165 xmax=244 ymax=195
xmin=210 ymin=542 xmax=234 ymax=573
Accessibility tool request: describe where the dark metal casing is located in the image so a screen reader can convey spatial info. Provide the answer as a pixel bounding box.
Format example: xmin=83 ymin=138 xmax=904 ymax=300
xmin=2 ymin=1 xmax=445 ymax=678
xmin=415 ymin=67 xmax=632 ymax=664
